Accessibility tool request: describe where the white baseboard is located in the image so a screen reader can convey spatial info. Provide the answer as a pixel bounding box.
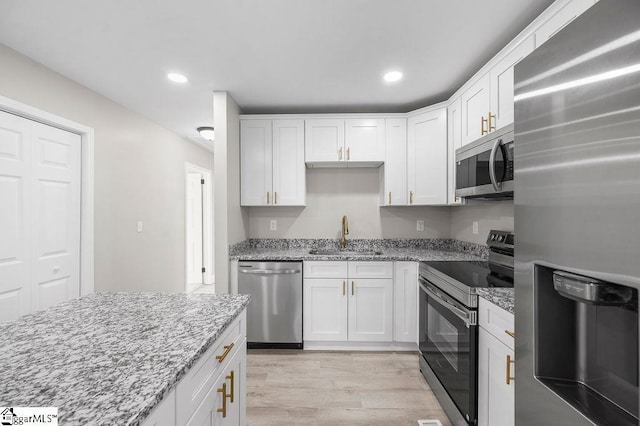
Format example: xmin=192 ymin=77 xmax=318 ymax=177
xmin=303 ymin=341 xmax=417 ymax=351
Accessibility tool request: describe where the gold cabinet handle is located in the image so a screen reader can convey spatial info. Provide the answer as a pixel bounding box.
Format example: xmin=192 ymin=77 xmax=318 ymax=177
xmin=481 ymin=116 xmax=488 ymax=135
xmin=506 ymin=354 xmax=515 ymax=385
xmin=488 ymin=112 xmax=496 ymax=132
xmin=215 ymin=342 xmax=235 ymax=363
xmin=351 ymin=281 xmax=354 ymax=296
xmin=225 ymin=370 xmax=235 ymax=403
xmin=217 ymin=382 xmax=227 ymax=417
xmin=266 ymin=192 xmax=270 ymax=204
xmin=409 ymin=191 xmax=414 ymax=204
xmin=347 ymin=147 xmax=350 ymax=161
xmin=505 ymin=330 xmax=516 ymax=338
xmin=342 ymin=281 xmax=346 ymax=296
xmin=388 ymin=192 xmax=392 ymax=205
xmin=274 ymin=192 xmax=278 ymax=205
xmin=339 ymin=147 xmax=343 ymax=160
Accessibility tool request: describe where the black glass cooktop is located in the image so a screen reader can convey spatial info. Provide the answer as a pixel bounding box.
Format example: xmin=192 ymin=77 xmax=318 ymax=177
xmin=424 ymin=260 xmax=513 ymax=288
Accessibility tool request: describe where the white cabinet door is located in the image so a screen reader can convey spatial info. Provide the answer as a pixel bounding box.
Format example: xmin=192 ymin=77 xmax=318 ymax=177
xmin=489 ymin=36 xmax=535 ymax=130
xmin=344 ymin=119 xmax=385 ymax=162
xmin=407 ymin=108 xmax=447 ymax=205
xmin=461 ymin=72 xmax=491 ymax=146
xmin=534 ymin=0 xmax=596 ymax=48
xmin=381 ymin=118 xmax=407 ymax=206
xmin=447 ymin=97 xmax=463 ymax=205
xmin=478 ymin=327 xmax=515 ymax=426
xmin=393 ymin=262 xmax=418 ymax=343
xmin=304 ymin=119 xmax=345 ymax=163
xmin=272 ymin=120 xmax=305 ymax=206
xmin=348 ymin=278 xmax=393 ymax=342
xmin=240 ymin=120 xmax=272 ymax=206
xmin=303 ymin=278 xmax=348 ymax=341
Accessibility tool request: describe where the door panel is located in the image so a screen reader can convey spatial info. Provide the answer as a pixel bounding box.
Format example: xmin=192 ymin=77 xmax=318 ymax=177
xmin=304 ymin=119 xmax=344 ymax=162
xmin=303 ymin=278 xmax=348 ymax=341
xmin=345 ymin=119 xmax=385 ymax=162
xmin=383 ymin=118 xmax=407 ymax=205
xmin=240 ymin=120 xmax=272 ymax=206
xmin=461 ymin=73 xmax=491 ymax=145
xmin=272 ymin=120 xmax=305 ymax=206
xmin=348 ymin=279 xmax=393 ymax=342
xmin=186 ymin=172 xmax=204 ymax=285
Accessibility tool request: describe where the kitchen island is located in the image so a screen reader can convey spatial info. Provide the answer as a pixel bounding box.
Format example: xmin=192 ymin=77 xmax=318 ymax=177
xmin=0 ymin=292 xmax=250 ymax=425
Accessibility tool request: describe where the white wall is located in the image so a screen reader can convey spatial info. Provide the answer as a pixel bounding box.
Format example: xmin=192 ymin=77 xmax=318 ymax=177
xmin=450 ymin=201 xmax=514 ymax=245
xmin=0 ymin=43 xmax=215 ymax=293
xmin=214 ymin=92 xmax=248 ymax=293
xmin=248 ymin=168 xmax=450 ymax=239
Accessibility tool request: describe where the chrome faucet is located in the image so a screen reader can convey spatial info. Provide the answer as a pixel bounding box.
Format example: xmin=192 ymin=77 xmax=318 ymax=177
xmin=341 ymin=215 xmax=349 ymax=250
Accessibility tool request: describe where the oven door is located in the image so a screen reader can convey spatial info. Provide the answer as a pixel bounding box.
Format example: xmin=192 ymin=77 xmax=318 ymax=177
xmin=419 ymin=278 xmax=478 ymax=423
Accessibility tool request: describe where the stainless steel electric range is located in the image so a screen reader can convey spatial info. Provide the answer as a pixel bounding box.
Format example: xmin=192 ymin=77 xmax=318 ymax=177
xmin=418 ymin=230 xmax=514 ymax=426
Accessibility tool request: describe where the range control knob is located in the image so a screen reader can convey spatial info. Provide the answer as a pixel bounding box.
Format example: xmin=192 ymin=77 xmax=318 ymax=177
xmin=497 ymin=235 xmax=504 ymax=242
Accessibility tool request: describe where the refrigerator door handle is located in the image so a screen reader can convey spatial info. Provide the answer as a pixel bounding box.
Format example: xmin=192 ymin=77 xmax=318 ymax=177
xmin=489 ymin=138 xmax=503 ymax=191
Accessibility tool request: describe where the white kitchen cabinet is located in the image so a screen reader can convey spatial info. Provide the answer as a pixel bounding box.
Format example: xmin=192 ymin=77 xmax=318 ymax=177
xmin=461 ymin=72 xmax=492 ymax=146
xmin=303 ymin=261 xmax=393 ymax=343
xmin=407 ymin=108 xmax=447 ymax=205
xmin=534 ymin=0 xmax=596 ymax=48
xmin=393 ymin=262 xmax=418 ymax=343
xmin=305 ymin=118 xmax=385 ymax=165
xmin=240 ymin=119 xmax=305 ymax=206
xmin=380 ymin=118 xmax=407 ymax=206
xmin=478 ymin=298 xmax=515 ymax=426
xmin=489 ymin=36 xmax=535 ymax=130
xmin=447 ymin=97 xmax=463 ymax=205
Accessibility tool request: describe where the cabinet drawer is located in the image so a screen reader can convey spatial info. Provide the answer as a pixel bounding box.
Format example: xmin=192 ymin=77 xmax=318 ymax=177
xmin=304 ymin=261 xmax=348 ymax=278
xmin=176 ymin=311 xmax=245 ymax=425
xmin=348 ymin=261 xmax=393 ymax=279
xmin=479 ymin=298 xmax=515 ymax=350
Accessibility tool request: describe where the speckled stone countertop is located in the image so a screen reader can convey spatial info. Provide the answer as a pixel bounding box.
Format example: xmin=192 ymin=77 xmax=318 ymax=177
xmin=0 ymin=292 xmax=250 ymax=426
xmin=477 ymin=288 xmax=515 ymax=314
xmin=230 ymin=238 xmax=489 ymax=262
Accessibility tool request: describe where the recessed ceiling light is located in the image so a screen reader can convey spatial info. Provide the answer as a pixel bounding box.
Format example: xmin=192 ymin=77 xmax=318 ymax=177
xmin=167 ymin=72 xmax=188 ymax=84
xmin=197 ymin=126 xmax=215 ymax=141
xmin=383 ymin=71 xmax=403 ymax=83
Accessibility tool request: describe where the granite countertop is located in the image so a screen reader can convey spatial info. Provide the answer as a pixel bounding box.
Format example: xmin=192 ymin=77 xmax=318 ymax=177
xmin=0 ymin=292 xmax=251 ymax=426
xmin=477 ymin=288 xmax=515 ymax=314
xmin=229 ymin=238 xmax=489 ymax=262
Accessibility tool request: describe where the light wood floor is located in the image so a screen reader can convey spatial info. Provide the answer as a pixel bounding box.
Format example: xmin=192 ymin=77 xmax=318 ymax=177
xmin=246 ymin=350 xmax=452 ymax=426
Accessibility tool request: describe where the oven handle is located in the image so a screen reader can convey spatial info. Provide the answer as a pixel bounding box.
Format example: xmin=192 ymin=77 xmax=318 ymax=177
xmin=420 ymin=281 xmax=475 ymax=327
xmin=489 ymin=138 xmax=503 ymax=192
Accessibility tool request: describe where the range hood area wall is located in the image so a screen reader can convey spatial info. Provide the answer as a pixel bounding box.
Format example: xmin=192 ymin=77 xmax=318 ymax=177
xmin=246 ymin=168 xmax=513 ymax=242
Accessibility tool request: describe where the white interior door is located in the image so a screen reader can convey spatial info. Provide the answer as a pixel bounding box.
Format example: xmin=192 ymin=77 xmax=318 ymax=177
xmin=31 ymin=121 xmax=81 ymax=313
xmin=0 ymin=111 xmax=32 ymax=322
xmin=186 ymin=172 xmax=204 ymax=287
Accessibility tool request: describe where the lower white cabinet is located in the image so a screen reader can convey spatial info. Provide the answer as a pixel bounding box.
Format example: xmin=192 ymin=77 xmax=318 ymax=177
xmin=393 ymin=262 xmax=418 ymax=343
xmin=478 ymin=298 xmax=515 ymax=426
xmin=303 ymin=261 xmax=393 ymax=343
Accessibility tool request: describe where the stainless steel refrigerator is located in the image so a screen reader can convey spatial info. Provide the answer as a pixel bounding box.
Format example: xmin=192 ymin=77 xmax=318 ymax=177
xmin=514 ymin=0 xmax=640 ymax=424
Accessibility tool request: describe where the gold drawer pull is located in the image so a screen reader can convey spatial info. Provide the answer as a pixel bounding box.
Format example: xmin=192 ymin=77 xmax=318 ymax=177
xmin=226 ymin=370 xmax=235 ymax=403
xmin=505 ymin=330 xmax=516 ymax=338
xmin=481 ymin=116 xmax=488 ymax=135
xmin=409 ymin=191 xmax=414 ymax=204
xmin=347 ymin=147 xmax=350 ymax=161
xmin=339 ymin=147 xmax=343 ymax=160
xmin=216 ymin=342 xmax=235 ymax=363
xmin=351 ymin=281 xmax=355 ymax=296
xmin=217 ymin=383 xmax=227 ymax=417
xmin=266 ymin=192 xmax=270 ymax=204
xmin=388 ymin=192 xmax=392 ymax=205
xmin=342 ymin=281 xmax=346 ymax=296
xmin=506 ymin=354 xmax=515 ymax=385
xmin=274 ymin=192 xmax=278 ymax=205
xmin=488 ymin=112 xmax=496 ymax=132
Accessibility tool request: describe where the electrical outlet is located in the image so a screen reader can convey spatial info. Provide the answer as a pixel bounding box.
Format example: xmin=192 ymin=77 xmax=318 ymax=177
xmin=270 ymin=219 xmax=277 ymax=231
xmin=137 ymin=221 xmax=143 ymax=233
xmin=472 ymin=221 xmax=479 ymax=234
xmin=416 ymin=220 xmax=425 ymax=232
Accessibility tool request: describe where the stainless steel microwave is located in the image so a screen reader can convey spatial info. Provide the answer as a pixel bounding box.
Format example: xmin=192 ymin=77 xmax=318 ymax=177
xmin=455 ymin=124 xmax=514 ymax=199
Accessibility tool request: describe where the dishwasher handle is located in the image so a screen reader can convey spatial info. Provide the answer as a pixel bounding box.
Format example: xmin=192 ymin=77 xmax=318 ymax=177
xmin=238 ymin=269 xmax=301 ymax=275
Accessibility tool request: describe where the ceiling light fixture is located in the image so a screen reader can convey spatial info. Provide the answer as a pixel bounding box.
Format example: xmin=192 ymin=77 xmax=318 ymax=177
xmin=167 ymin=72 xmax=188 ymax=83
xmin=197 ymin=126 xmax=215 ymax=141
xmin=383 ymin=71 xmax=403 ymax=83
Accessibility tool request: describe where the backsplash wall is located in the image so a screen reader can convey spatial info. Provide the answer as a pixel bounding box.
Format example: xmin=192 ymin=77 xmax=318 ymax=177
xmin=450 ymin=201 xmax=514 ymax=245
xmin=247 ymin=168 xmax=451 ymax=239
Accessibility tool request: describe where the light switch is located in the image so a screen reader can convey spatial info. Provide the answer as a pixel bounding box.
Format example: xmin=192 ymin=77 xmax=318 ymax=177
xmin=416 ymin=220 xmax=425 ymax=232
xmin=270 ymin=220 xmax=277 ymax=231
xmin=473 ymin=221 xmax=479 ymax=234
xmin=137 ymin=221 xmax=143 ymax=233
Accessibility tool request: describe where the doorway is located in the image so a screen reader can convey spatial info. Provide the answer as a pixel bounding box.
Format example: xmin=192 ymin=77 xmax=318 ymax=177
xmin=185 ymin=163 xmax=214 ymax=293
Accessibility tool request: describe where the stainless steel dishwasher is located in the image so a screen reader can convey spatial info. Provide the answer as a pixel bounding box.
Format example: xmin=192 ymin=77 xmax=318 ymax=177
xmin=238 ymin=261 xmax=303 ymax=349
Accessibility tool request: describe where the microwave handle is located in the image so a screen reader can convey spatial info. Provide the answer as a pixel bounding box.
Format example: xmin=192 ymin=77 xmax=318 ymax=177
xmin=489 ymin=138 xmax=503 ymax=191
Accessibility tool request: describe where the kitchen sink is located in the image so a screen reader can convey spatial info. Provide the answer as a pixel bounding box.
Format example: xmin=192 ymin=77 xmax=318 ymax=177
xmin=308 ymin=249 xmax=382 ymax=256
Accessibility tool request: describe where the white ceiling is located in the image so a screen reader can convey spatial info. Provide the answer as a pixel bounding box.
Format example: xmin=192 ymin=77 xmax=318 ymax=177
xmin=0 ymin=0 xmax=555 ymax=144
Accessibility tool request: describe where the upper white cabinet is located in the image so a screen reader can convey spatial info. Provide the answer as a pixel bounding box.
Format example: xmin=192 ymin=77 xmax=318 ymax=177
xmin=534 ymin=0 xmax=596 ymax=48
xmin=489 ymin=36 xmax=535 ymax=130
xmin=305 ymin=118 xmax=385 ymax=166
xmin=447 ymin=97 xmax=463 ymax=205
xmin=240 ymin=119 xmax=305 ymax=206
xmin=460 ymin=72 xmax=491 ymax=146
xmin=381 ymin=118 xmax=407 ymax=206
xmin=407 ymin=108 xmax=447 ymax=205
